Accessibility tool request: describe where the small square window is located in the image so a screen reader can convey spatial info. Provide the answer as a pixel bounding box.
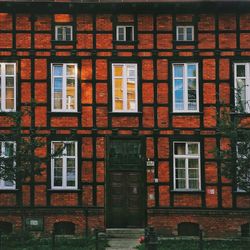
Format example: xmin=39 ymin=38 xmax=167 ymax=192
xmin=55 ymin=26 xmax=73 ymax=41
xmin=116 ymin=26 xmax=134 ymax=42
xmin=176 ymin=26 xmax=194 ymax=41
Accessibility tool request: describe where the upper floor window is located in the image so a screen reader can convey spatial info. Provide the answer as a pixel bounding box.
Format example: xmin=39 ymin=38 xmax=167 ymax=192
xmin=51 ymin=141 xmax=78 ymax=190
xmin=112 ymin=63 xmax=138 ymax=112
xmin=51 ymin=63 xmax=77 ymax=112
xmin=176 ymin=26 xmax=194 ymax=41
xmin=0 ymin=141 xmax=15 ymax=189
xmin=173 ymin=142 xmax=201 ymax=191
xmin=116 ymin=26 xmax=134 ymax=42
xmin=173 ymin=63 xmax=199 ymax=112
xmin=0 ymin=63 xmax=16 ymax=112
xmin=55 ymin=25 xmax=73 ymax=41
xmin=234 ymin=63 xmax=250 ymax=113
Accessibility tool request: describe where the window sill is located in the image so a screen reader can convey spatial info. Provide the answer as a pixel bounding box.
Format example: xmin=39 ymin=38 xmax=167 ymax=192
xmin=171 ymin=112 xmax=203 ymax=115
xmin=170 ymin=190 xmax=204 ymax=194
xmin=230 ymin=112 xmax=250 ymax=117
xmin=233 ymin=190 xmax=250 ymax=194
xmin=109 ymin=111 xmax=142 ymax=116
xmin=112 ymin=40 xmax=139 ymax=45
xmin=0 ymin=188 xmax=18 ymax=192
xmin=174 ymin=40 xmax=197 ymax=46
xmin=48 ymin=189 xmax=81 ymax=192
xmin=48 ymin=111 xmax=81 ymax=116
xmin=51 ymin=40 xmax=77 ymax=45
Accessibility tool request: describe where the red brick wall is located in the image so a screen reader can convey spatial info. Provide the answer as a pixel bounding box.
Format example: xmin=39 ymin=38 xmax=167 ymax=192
xmin=0 ymin=8 xmax=249 ymax=236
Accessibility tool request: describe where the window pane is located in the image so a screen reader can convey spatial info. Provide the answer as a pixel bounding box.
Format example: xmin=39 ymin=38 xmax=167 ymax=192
xmin=188 ymin=144 xmax=198 ymax=154
xmin=176 ymin=159 xmax=185 ymax=169
xmin=186 ymin=27 xmax=193 ymax=41
xmin=54 ymin=65 xmax=63 ymax=76
xmin=4 ymin=180 xmax=14 ymax=187
xmin=54 ymin=158 xmax=63 ymax=186
xmin=174 ymin=79 xmax=184 ymax=110
xmin=188 ymin=159 xmax=199 ymax=169
xmin=65 ymin=27 xmax=72 ymax=41
xmin=66 ymin=79 xmax=75 ymax=110
xmin=188 ymin=168 xmax=199 ymax=178
xmin=177 ymin=27 xmax=184 ymax=40
xmin=127 ymin=66 xmax=136 ymax=78
xmin=53 ymin=142 xmax=64 ymax=155
xmin=187 ymin=65 xmax=196 ymax=77
xmin=176 ymin=179 xmax=185 ymax=189
xmin=118 ymin=27 xmax=125 ymax=41
xmin=126 ymin=26 xmax=133 ymax=41
xmin=174 ymin=65 xmax=183 ymax=78
xmin=176 ymin=168 xmax=185 ymax=178
xmin=189 ymin=179 xmax=199 ymax=189
xmin=175 ymin=143 xmax=185 ymax=155
xmin=5 ymin=143 xmax=14 ymax=157
xmin=67 ymin=159 xmax=75 ymax=187
xmin=66 ymin=143 xmax=75 ymax=156
xmin=67 ymin=65 xmax=75 ymax=76
xmin=237 ymin=65 xmax=245 ymax=77
xmin=5 ymin=64 xmax=14 ymax=75
xmin=127 ymin=79 xmax=136 ymax=111
xmin=56 ymin=27 xmax=63 ymax=40
xmin=114 ymin=78 xmax=123 ymax=111
xmin=114 ymin=66 xmax=123 ymax=77
xmin=6 ymin=77 xmax=14 ymax=87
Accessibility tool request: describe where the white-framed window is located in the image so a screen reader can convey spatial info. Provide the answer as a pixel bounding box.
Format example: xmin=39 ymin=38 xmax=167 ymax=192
xmin=55 ymin=25 xmax=73 ymax=41
xmin=116 ymin=26 xmax=134 ymax=42
xmin=234 ymin=63 xmax=250 ymax=113
xmin=0 ymin=141 xmax=15 ymax=189
xmin=51 ymin=63 xmax=77 ymax=112
xmin=236 ymin=142 xmax=250 ymax=192
xmin=0 ymin=63 xmax=16 ymax=112
xmin=173 ymin=142 xmax=201 ymax=190
xmin=51 ymin=141 xmax=78 ymax=190
xmin=176 ymin=26 xmax=194 ymax=41
xmin=173 ymin=63 xmax=199 ymax=112
xmin=112 ymin=63 xmax=138 ymax=112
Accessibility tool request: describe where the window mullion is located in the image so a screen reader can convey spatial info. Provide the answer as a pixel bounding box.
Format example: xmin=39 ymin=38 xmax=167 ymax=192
xmin=63 ymin=155 xmax=66 ymax=188
xmin=2 ymin=64 xmax=6 ymax=111
xmin=123 ymin=65 xmax=127 ymax=112
xmin=184 ymin=64 xmax=188 ymax=111
xmin=247 ymin=64 xmax=250 ymax=112
xmin=63 ymin=64 xmax=66 ymax=111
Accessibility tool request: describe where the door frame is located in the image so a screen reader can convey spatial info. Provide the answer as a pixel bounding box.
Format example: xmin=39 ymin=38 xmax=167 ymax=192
xmin=105 ymin=135 xmax=147 ymax=228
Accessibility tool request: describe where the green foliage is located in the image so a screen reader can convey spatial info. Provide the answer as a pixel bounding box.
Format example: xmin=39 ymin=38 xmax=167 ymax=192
xmin=0 ymin=105 xmax=73 ymax=184
xmin=215 ymin=87 xmax=250 ymax=192
xmin=137 ymin=239 xmax=250 ymax=250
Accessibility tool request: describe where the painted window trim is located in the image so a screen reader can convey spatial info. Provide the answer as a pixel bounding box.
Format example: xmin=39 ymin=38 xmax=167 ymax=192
xmin=55 ymin=25 xmax=73 ymax=41
xmin=0 ymin=141 xmax=16 ymax=190
xmin=173 ymin=141 xmax=201 ymax=191
xmin=0 ymin=63 xmax=16 ymax=112
xmin=51 ymin=63 xmax=78 ymax=112
xmin=51 ymin=141 xmax=78 ymax=190
xmin=234 ymin=63 xmax=250 ymax=113
xmin=112 ymin=63 xmax=138 ymax=113
xmin=116 ymin=25 xmax=134 ymax=42
xmin=176 ymin=26 xmax=194 ymax=41
xmin=172 ymin=63 xmax=199 ymax=113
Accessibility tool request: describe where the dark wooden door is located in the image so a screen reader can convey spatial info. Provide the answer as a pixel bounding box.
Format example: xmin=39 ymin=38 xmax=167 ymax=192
xmin=106 ymin=139 xmax=145 ymax=228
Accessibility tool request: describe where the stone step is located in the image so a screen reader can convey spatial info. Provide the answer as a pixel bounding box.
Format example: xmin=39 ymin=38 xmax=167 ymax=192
xmin=106 ymin=238 xmax=139 ymax=250
xmin=106 ymin=228 xmax=144 ymax=239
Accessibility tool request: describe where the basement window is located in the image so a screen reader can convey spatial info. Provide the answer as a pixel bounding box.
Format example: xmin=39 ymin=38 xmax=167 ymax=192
xmin=241 ymin=223 xmax=250 ymax=237
xmin=54 ymin=221 xmax=75 ymax=235
xmin=178 ymin=222 xmax=200 ymax=236
xmin=116 ymin=26 xmax=134 ymax=42
xmin=55 ymin=25 xmax=73 ymax=41
xmin=0 ymin=221 xmax=13 ymax=234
